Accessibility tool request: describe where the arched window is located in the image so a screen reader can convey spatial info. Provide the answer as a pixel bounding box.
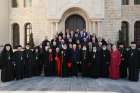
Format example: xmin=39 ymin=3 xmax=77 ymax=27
xmin=134 ymin=21 xmax=140 ymax=47
xmin=12 ymin=23 xmax=20 ymax=48
xmin=25 ymin=23 xmax=32 ymax=45
xmin=121 ymin=21 xmax=129 ymax=47
xmin=12 ymin=0 xmax=18 ymax=8
xmin=24 ymin=0 xmax=32 ymax=7
xmin=134 ymin=0 xmax=140 ymax=4
xmin=122 ymin=0 xmax=129 ymax=5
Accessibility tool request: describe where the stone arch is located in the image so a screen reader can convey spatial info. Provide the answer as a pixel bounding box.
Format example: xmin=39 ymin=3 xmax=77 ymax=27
xmin=12 ymin=0 xmax=18 ymax=8
xmin=12 ymin=23 xmax=20 ymax=48
xmin=121 ymin=21 xmax=129 ymax=47
xmin=134 ymin=20 xmax=140 ymax=47
xmin=24 ymin=22 xmax=32 ymax=45
xmin=59 ymin=7 xmax=89 ymax=33
xmin=65 ymin=14 xmax=86 ymax=31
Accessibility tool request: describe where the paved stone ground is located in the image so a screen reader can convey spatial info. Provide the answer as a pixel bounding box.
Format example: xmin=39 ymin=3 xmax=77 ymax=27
xmin=0 ymin=76 xmax=140 ymax=93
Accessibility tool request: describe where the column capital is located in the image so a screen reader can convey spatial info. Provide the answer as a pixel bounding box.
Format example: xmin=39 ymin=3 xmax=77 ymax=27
xmin=89 ymin=18 xmax=104 ymax=22
xmin=48 ymin=19 xmax=60 ymax=23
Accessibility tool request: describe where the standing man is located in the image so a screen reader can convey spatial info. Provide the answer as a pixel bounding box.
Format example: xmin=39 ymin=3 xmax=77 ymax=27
xmin=0 ymin=44 xmax=15 ymax=82
xmin=118 ymin=43 xmax=127 ymax=78
xmin=91 ymin=46 xmax=100 ymax=78
xmin=127 ymin=42 xmax=140 ymax=81
xmin=23 ymin=44 xmax=33 ymax=78
xmin=100 ymin=44 xmax=110 ymax=78
xmin=71 ymin=44 xmax=79 ymax=76
xmin=13 ymin=45 xmax=25 ymax=80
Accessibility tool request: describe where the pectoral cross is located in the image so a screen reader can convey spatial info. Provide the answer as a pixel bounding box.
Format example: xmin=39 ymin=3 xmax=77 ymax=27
xmin=93 ymin=54 xmax=96 ymax=59
xmin=27 ymin=54 xmax=29 ymax=58
xmin=120 ymin=53 xmax=122 ymax=56
xmin=8 ymin=56 xmax=11 ymax=60
xmin=36 ymin=56 xmax=38 ymax=60
xmin=131 ymin=53 xmax=133 ymax=56
xmin=84 ymin=53 xmax=86 ymax=59
xmin=21 ymin=56 xmax=23 ymax=61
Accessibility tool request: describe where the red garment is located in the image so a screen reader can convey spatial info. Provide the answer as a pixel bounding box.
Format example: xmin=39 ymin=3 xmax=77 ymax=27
xmin=109 ymin=50 xmax=121 ymax=79
xmin=49 ymin=53 xmax=53 ymax=63
xmin=67 ymin=59 xmax=72 ymax=69
xmin=55 ymin=54 xmax=62 ymax=76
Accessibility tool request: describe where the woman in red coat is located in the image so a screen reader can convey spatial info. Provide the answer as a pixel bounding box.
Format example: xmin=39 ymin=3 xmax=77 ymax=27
xmin=109 ymin=44 xmax=121 ymax=80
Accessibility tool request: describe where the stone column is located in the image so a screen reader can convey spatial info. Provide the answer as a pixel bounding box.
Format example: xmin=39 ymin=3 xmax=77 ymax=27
xmin=9 ymin=23 xmax=12 ymax=44
xmin=130 ymin=0 xmax=134 ymax=5
xmin=97 ymin=21 xmax=103 ymax=37
xmin=92 ymin=21 xmax=96 ymax=34
xmin=130 ymin=21 xmax=134 ymax=44
xmin=97 ymin=21 xmax=101 ymax=37
xmin=88 ymin=21 xmax=92 ymax=34
xmin=20 ymin=23 xmax=24 ymax=47
xmin=50 ymin=22 xmax=54 ymax=40
xmin=55 ymin=22 xmax=59 ymax=36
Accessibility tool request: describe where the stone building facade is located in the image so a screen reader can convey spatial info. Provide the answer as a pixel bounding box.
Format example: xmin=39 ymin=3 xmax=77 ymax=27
xmin=0 ymin=0 xmax=140 ymax=47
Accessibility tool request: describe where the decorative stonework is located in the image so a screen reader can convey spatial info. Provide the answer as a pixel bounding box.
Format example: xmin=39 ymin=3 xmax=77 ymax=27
xmin=6 ymin=0 xmax=140 ymax=46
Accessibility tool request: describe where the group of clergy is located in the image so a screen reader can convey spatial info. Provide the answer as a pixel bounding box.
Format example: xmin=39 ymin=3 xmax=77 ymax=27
xmin=0 ymin=28 xmax=140 ymax=83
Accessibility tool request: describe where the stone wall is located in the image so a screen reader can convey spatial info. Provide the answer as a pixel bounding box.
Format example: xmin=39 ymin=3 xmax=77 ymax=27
xmin=103 ymin=0 xmax=121 ymax=43
xmin=10 ymin=0 xmax=49 ymax=46
xmin=9 ymin=0 xmax=140 ymax=46
xmin=0 ymin=0 xmax=9 ymax=45
xmin=121 ymin=0 xmax=140 ymax=44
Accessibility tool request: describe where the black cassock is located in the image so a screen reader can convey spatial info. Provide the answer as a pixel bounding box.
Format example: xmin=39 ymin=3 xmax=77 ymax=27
xmin=85 ymin=50 xmax=94 ymax=77
xmin=13 ymin=51 xmax=24 ymax=80
xmin=81 ymin=50 xmax=88 ymax=77
xmin=91 ymin=51 xmax=100 ymax=78
xmin=0 ymin=51 xmax=15 ymax=82
xmin=23 ymin=49 xmax=33 ymax=78
xmin=127 ymin=49 xmax=139 ymax=81
xmin=61 ymin=49 xmax=69 ymax=77
xmin=119 ymin=48 xmax=127 ymax=78
xmin=42 ymin=40 xmax=49 ymax=51
xmin=71 ymin=49 xmax=80 ymax=76
xmin=100 ymin=49 xmax=110 ymax=77
xmin=65 ymin=48 xmax=73 ymax=76
xmin=77 ymin=48 xmax=82 ymax=75
xmin=32 ymin=52 xmax=42 ymax=76
xmin=42 ymin=51 xmax=56 ymax=76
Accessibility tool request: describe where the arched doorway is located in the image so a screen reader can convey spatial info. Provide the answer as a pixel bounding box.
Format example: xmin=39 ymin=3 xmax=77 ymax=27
xmin=24 ymin=23 xmax=32 ymax=45
xmin=12 ymin=23 xmax=20 ymax=48
xmin=121 ymin=21 xmax=129 ymax=47
xmin=65 ymin=14 xmax=86 ymax=31
xmin=134 ymin=21 xmax=140 ymax=47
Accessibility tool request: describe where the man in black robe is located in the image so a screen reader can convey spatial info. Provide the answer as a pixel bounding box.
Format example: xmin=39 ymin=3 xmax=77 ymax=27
xmin=23 ymin=44 xmax=33 ymax=78
xmin=13 ymin=45 xmax=24 ymax=80
xmin=100 ymin=44 xmax=110 ymax=78
xmin=66 ymin=43 xmax=73 ymax=76
xmin=71 ymin=44 xmax=79 ymax=76
xmin=42 ymin=36 xmax=50 ymax=51
xmin=81 ymin=45 xmax=88 ymax=77
xmin=0 ymin=44 xmax=15 ymax=82
xmin=127 ymin=42 xmax=140 ymax=81
xmin=118 ymin=43 xmax=127 ymax=78
xmin=42 ymin=46 xmax=49 ymax=76
xmin=32 ymin=46 xmax=42 ymax=76
xmin=85 ymin=43 xmax=93 ymax=77
xmin=77 ymin=44 xmax=82 ymax=76
xmin=91 ymin=46 xmax=100 ymax=78
xmin=61 ymin=44 xmax=69 ymax=77
xmin=42 ymin=47 xmax=56 ymax=76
